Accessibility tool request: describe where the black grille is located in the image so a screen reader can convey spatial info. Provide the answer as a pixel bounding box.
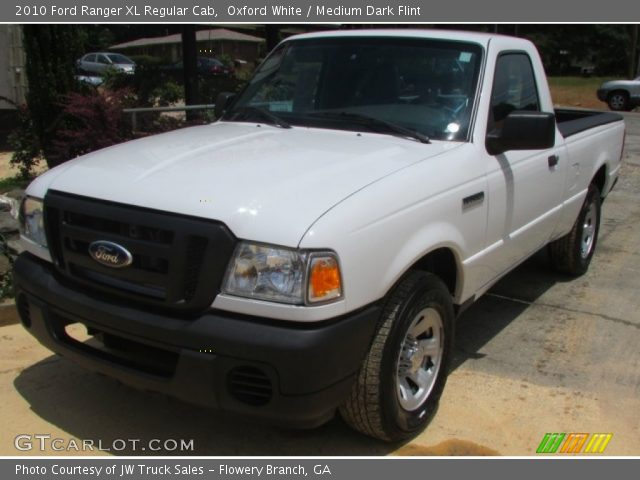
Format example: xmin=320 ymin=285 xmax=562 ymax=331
xmin=227 ymin=366 xmax=273 ymax=406
xmin=44 ymin=191 xmax=236 ymax=313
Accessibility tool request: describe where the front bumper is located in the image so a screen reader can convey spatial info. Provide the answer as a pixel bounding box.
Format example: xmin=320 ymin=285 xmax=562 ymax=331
xmin=13 ymin=253 xmax=380 ymax=428
xmin=596 ymin=89 xmax=608 ymax=102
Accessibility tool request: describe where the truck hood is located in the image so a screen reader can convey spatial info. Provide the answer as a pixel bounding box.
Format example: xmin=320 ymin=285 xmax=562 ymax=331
xmin=33 ymin=122 xmax=460 ymax=246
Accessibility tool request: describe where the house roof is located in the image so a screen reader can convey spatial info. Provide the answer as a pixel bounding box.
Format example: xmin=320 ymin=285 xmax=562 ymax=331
xmin=109 ymin=28 xmax=264 ymax=50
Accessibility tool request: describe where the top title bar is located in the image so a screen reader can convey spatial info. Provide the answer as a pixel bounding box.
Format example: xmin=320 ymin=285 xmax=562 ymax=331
xmin=3 ymin=0 xmax=640 ymax=22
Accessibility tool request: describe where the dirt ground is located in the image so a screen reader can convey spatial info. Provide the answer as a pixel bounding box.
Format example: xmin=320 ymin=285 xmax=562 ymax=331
xmin=0 ymin=114 xmax=639 ymax=457
xmin=0 ymin=151 xmax=18 ymax=178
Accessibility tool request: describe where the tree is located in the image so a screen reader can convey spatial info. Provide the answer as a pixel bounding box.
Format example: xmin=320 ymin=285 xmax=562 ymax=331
xmin=182 ymin=25 xmax=199 ymax=121
xmin=631 ymin=24 xmax=639 ymax=78
xmin=265 ymin=25 xmax=281 ymax=52
xmin=21 ymin=25 xmax=83 ymax=168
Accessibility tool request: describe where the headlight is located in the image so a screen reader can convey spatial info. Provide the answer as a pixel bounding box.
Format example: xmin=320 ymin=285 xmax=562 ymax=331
xmin=222 ymin=241 xmax=343 ymax=305
xmin=19 ymin=197 xmax=47 ymax=248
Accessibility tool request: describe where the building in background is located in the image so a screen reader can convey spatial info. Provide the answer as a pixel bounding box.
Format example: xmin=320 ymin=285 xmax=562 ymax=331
xmin=0 ymin=25 xmax=26 ymax=144
xmin=109 ymin=28 xmax=265 ymax=64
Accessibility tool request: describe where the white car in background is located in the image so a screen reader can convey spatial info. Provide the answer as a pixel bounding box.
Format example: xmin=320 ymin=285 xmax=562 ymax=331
xmin=597 ymin=76 xmax=640 ymax=111
xmin=76 ymin=52 xmax=136 ymax=76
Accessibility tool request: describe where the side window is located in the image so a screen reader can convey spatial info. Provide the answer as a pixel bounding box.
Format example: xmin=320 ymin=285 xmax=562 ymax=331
xmin=85 ymin=54 xmax=96 ymax=63
xmin=488 ymin=53 xmax=540 ymax=131
xmin=97 ymin=55 xmax=110 ymax=64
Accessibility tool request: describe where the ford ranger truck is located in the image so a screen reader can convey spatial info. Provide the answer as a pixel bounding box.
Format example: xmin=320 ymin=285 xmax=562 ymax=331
xmin=14 ymin=30 xmax=625 ymax=441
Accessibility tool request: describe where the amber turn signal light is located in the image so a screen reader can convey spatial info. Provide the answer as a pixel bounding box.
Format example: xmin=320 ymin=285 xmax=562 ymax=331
xmin=308 ymin=255 xmax=342 ymax=303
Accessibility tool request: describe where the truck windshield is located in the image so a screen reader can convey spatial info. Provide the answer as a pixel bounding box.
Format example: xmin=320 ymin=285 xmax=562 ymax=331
xmin=225 ymin=37 xmax=483 ymax=141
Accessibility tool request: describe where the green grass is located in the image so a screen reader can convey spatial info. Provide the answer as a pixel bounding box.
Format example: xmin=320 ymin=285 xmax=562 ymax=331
xmin=547 ymin=76 xmax=615 ymax=89
xmin=0 ymin=174 xmax=31 ymax=193
xmin=547 ymin=76 xmax=616 ymax=109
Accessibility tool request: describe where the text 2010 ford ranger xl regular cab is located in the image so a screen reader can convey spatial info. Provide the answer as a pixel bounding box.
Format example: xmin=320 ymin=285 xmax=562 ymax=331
xmin=14 ymin=30 xmax=625 ymax=441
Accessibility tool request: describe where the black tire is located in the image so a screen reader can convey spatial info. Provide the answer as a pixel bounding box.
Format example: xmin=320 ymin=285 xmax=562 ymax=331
xmin=549 ymin=184 xmax=601 ymax=276
xmin=339 ymin=271 xmax=454 ymax=442
xmin=607 ymin=91 xmax=631 ymax=111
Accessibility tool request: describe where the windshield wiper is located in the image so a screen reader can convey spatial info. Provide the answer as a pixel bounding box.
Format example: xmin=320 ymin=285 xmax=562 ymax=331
xmin=309 ymin=111 xmax=430 ymax=144
xmin=227 ymin=106 xmax=291 ymax=129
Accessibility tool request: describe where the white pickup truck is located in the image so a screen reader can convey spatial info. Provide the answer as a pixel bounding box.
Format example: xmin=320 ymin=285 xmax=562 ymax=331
xmin=15 ymin=30 xmax=625 ymax=441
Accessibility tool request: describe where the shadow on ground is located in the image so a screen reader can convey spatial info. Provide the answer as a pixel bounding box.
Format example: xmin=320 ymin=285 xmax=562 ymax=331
xmin=13 ymin=248 xmax=574 ymax=455
xmin=452 ymin=248 xmax=574 ymax=370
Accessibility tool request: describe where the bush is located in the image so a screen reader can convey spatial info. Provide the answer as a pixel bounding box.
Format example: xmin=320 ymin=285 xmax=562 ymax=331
xmin=49 ymin=88 xmax=134 ymax=165
xmin=128 ymin=55 xmax=164 ymax=67
xmin=22 ymin=25 xmax=84 ymax=169
xmin=101 ymin=56 xmax=168 ymax=107
xmin=132 ymin=57 xmax=167 ymax=106
xmin=7 ymin=105 xmax=41 ymax=179
xmin=218 ymin=53 xmax=234 ymax=68
xmin=152 ymin=81 xmax=183 ymax=106
xmin=199 ymin=76 xmax=246 ymax=105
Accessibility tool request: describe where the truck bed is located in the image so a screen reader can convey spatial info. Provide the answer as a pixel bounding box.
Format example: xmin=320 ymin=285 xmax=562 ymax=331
xmin=556 ymin=108 xmax=623 ymax=138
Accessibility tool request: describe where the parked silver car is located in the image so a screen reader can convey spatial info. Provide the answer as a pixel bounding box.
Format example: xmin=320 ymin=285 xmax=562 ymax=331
xmin=77 ymin=52 xmax=136 ymax=76
xmin=597 ymin=76 xmax=640 ymax=111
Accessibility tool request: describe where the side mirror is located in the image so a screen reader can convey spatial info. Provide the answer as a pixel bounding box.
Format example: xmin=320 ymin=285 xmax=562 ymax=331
xmin=215 ymin=92 xmax=236 ymax=119
xmin=486 ymin=111 xmax=556 ymax=155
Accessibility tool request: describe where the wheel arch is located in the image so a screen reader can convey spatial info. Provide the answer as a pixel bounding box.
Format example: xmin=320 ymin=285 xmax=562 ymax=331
xmin=383 ymin=240 xmax=465 ymax=310
xmin=592 ymin=163 xmax=607 ymax=198
xmin=409 ymin=247 xmax=460 ymax=298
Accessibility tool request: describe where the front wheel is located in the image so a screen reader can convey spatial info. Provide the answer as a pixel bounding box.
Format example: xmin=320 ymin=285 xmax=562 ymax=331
xmin=339 ymin=271 xmax=454 ymax=442
xmin=607 ymin=91 xmax=630 ymax=111
xmin=549 ymin=183 xmax=601 ymax=276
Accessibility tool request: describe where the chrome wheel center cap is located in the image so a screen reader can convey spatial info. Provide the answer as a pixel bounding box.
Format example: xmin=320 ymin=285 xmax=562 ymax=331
xmin=400 ymin=338 xmax=422 ymax=374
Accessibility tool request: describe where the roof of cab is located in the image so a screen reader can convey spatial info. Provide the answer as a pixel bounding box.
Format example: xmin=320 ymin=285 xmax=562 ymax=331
xmin=283 ymin=29 xmax=533 ymax=50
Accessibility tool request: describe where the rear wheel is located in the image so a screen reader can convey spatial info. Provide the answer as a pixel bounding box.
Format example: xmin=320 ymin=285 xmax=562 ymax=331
xmin=549 ymin=184 xmax=601 ymax=276
xmin=339 ymin=271 xmax=454 ymax=441
xmin=607 ymin=91 xmax=630 ymax=111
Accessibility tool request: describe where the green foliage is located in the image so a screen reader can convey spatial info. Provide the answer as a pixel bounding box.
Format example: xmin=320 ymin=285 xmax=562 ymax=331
xmin=101 ymin=68 xmax=133 ymax=90
xmin=199 ymin=76 xmax=246 ymax=105
xmin=0 ymin=175 xmax=31 ymax=193
xmin=217 ymin=53 xmax=234 ymax=68
xmin=131 ymin=58 xmax=166 ymax=106
xmin=152 ymin=81 xmax=183 ymax=106
xmin=22 ymin=25 xmax=84 ymax=169
xmin=0 ymin=234 xmax=14 ymax=301
xmin=0 ymin=271 xmax=13 ymax=301
xmin=7 ymin=106 xmax=41 ymax=179
xmin=522 ymin=25 xmax=633 ymax=76
xmin=128 ymin=55 xmax=164 ymax=67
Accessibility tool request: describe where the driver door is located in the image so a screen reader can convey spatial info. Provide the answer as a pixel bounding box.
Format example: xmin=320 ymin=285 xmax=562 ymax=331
xmin=482 ymin=52 xmax=566 ymax=280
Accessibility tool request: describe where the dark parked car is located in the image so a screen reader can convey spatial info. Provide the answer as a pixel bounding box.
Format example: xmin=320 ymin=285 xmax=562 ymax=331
xmin=77 ymin=52 xmax=136 ymax=75
xmin=597 ymin=77 xmax=640 ymax=111
xmin=162 ymin=57 xmax=234 ymax=80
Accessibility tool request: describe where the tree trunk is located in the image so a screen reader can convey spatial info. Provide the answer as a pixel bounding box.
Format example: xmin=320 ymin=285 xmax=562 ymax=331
xmin=265 ymin=25 xmax=281 ymax=53
xmin=630 ymin=25 xmax=639 ymax=79
xmin=182 ymin=25 xmax=199 ymax=122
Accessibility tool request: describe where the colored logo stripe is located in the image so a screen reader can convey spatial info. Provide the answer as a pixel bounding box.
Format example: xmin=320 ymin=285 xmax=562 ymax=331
xmin=537 ymin=433 xmax=566 ymax=453
xmin=560 ymin=433 xmax=589 ymax=453
xmin=584 ymin=433 xmax=613 ymax=454
xmin=537 ymin=433 xmax=613 ymax=454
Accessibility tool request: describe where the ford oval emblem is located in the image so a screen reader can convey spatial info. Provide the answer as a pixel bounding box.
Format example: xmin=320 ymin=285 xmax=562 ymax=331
xmin=88 ymin=241 xmax=133 ymax=268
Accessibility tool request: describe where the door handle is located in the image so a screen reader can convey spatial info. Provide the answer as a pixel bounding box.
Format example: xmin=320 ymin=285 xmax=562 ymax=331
xmin=548 ymin=154 xmax=559 ymax=168
xmin=462 ymin=191 xmax=485 ymax=210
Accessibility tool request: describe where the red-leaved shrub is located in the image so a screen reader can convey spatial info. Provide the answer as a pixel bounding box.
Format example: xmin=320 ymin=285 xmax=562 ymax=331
xmin=50 ymin=88 xmax=134 ymax=165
